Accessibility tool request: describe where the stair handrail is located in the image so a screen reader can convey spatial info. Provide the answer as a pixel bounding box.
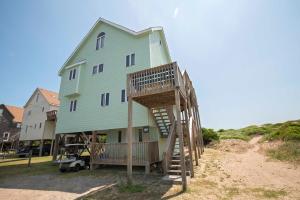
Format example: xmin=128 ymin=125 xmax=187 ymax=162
xmin=162 ymin=119 xmax=177 ymax=174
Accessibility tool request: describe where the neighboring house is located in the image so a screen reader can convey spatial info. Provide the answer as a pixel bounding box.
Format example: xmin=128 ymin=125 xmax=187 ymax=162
xmin=0 ymin=104 xmax=24 ymax=151
xmin=54 ymin=18 xmax=203 ymax=188
xmin=19 ymin=88 xmax=60 ymax=156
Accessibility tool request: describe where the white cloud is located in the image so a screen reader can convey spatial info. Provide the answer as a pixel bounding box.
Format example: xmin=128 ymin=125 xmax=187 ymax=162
xmin=173 ymin=7 xmax=179 ymax=18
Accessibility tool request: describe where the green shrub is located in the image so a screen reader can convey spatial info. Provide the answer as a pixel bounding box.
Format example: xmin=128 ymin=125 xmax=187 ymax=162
xmin=202 ymin=128 xmax=219 ymax=145
xmin=264 ymin=121 xmax=300 ymax=141
xmin=267 ymin=141 xmax=300 ymax=163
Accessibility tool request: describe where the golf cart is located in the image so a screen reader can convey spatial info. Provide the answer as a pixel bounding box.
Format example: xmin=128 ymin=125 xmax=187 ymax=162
xmin=56 ymin=143 xmax=90 ymax=172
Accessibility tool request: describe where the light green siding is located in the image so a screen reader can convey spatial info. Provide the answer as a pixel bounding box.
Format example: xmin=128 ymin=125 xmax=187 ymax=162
xmin=150 ymin=31 xmax=171 ymax=66
xmin=56 ymin=21 xmax=171 ymax=160
xmin=56 ymin=22 xmax=170 ymax=134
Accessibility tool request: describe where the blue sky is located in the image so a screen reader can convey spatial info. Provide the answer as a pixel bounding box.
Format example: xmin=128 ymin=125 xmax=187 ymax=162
xmin=0 ymin=0 xmax=299 ymax=129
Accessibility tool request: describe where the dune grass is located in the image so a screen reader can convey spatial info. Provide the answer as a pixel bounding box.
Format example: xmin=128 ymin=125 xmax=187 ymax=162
xmin=214 ymin=120 xmax=300 ymax=142
xmin=267 ymin=141 xmax=300 ymax=164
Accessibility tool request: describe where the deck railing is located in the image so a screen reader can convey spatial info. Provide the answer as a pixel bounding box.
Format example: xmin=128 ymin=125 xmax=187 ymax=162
xmin=91 ymin=141 xmax=159 ymax=166
xmin=162 ymin=121 xmax=177 ymax=174
xmin=46 ymin=110 xmax=57 ymax=121
xmin=127 ymin=62 xmax=185 ymax=98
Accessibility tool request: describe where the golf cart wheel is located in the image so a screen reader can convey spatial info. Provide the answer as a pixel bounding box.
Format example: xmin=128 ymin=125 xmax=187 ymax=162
xmin=60 ymin=168 xmax=67 ymax=173
xmin=74 ymin=164 xmax=81 ymax=172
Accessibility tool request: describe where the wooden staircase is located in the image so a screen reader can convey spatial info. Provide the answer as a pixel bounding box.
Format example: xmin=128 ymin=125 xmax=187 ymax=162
xmin=167 ymin=137 xmax=191 ymax=177
xmin=151 ymin=106 xmax=174 ymax=137
xmin=127 ymin=62 xmax=204 ymax=190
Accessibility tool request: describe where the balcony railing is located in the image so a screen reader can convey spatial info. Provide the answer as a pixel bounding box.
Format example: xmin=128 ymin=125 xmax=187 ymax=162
xmin=46 ymin=110 xmax=57 ymax=121
xmin=91 ymin=141 xmax=159 ymax=166
xmin=127 ymin=62 xmax=185 ymax=98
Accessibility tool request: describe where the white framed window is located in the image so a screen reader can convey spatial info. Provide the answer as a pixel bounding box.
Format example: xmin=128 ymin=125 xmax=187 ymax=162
xmin=98 ymin=64 xmax=104 ymax=73
xmin=92 ymin=65 xmax=98 ymax=75
xmin=100 ymin=93 xmax=110 ymax=107
xmin=121 ymin=89 xmax=126 ymax=103
xmin=126 ymin=53 xmax=135 ymax=67
xmin=96 ymin=32 xmax=105 ymax=50
xmin=70 ymin=100 xmax=77 ymax=112
xmin=69 ymin=68 xmax=76 ymax=80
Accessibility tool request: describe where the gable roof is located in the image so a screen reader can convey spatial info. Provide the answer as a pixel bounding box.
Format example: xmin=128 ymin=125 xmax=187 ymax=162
xmin=5 ymin=105 xmax=24 ymax=123
xmin=58 ymin=17 xmax=171 ymax=75
xmin=39 ymin=88 xmax=60 ymax=106
xmin=24 ymin=88 xmax=60 ymax=108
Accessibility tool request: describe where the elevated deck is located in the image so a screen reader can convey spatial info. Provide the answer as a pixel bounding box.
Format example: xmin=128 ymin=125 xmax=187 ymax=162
xmin=127 ymin=62 xmax=186 ymax=108
xmin=46 ymin=110 xmax=57 ymax=121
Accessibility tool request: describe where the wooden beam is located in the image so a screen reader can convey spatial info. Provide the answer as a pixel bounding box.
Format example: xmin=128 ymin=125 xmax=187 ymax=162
xmin=52 ymin=134 xmax=60 ymax=161
xmin=184 ymin=101 xmax=194 ymax=178
xmin=127 ymin=96 xmax=133 ymax=184
xmin=90 ymin=131 xmax=96 ymax=170
xmin=175 ymin=89 xmax=187 ymax=191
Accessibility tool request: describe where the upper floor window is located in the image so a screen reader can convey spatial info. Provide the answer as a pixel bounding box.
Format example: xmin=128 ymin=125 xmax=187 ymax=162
xmin=92 ymin=64 xmax=104 ymax=75
xmin=25 ymin=125 xmax=28 ymax=133
xmin=96 ymin=32 xmax=105 ymax=50
xmin=36 ymin=93 xmax=39 ymax=102
xmin=101 ymin=93 xmax=110 ymax=107
xmin=126 ymin=53 xmax=135 ymax=67
xmin=42 ymin=107 xmax=44 ymax=112
xmin=92 ymin=66 xmax=98 ymax=75
xmin=69 ymin=68 xmax=76 ymax=80
xmin=98 ymin=64 xmax=104 ymax=73
xmin=27 ymin=110 xmax=31 ymax=116
xmin=70 ymin=100 xmax=77 ymax=112
xmin=121 ymin=89 xmax=126 ymax=103
xmin=39 ymin=122 xmax=42 ymax=129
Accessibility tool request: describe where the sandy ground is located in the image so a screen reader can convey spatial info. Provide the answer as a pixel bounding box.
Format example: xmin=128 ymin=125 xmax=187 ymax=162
xmin=1 ymin=136 xmax=299 ymax=200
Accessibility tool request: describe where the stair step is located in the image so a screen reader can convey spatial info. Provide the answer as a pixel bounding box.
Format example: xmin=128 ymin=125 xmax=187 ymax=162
xmin=167 ymin=170 xmax=191 ymax=176
xmin=170 ymin=165 xmax=181 ymax=169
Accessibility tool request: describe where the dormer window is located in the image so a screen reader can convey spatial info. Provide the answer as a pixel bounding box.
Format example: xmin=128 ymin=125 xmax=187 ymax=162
xmin=96 ymin=32 xmax=105 ymax=50
xmin=69 ymin=68 xmax=76 ymax=80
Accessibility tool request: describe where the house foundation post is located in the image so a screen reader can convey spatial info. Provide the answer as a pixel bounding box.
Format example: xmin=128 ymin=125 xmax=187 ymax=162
xmin=175 ymin=89 xmax=187 ymax=191
xmin=127 ymin=96 xmax=133 ymax=184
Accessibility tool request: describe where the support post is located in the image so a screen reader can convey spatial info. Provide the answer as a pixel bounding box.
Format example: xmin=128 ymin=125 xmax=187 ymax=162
xmin=127 ymin=96 xmax=133 ymax=184
xmin=195 ymin=106 xmax=204 ymax=153
xmin=50 ymin=123 xmax=56 ymax=156
xmin=175 ymin=90 xmax=187 ymax=191
xmin=193 ymin=107 xmax=202 ymax=155
xmin=90 ymin=131 xmax=96 ymax=170
xmin=52 ymin=134 xmax=60 ymax=161
xmin=187 ymin=100 xmax=199 ymax=165
xmin=39 ymin=139 xmax=44 ymax=157
xmin=184 ymin=101 xmax=194 ymax=178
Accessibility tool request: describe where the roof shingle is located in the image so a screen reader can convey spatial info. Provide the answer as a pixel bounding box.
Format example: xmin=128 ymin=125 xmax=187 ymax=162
xmin=38 ymin=88 xmax=60 ymax=106
xmin=5 ymin=105 xmax=24 ymax=123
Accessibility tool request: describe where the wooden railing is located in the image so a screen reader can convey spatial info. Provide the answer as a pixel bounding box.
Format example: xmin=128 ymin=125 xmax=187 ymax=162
xmin=162 ymin=121 xmax=177 ymax=174
xmin=46 ymin=110 xmax=57 ymax=121
xmin=91 ymin=141 xmax=159 ymax=166
xmin=127 ymin=62 xmax=185 ymax=98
